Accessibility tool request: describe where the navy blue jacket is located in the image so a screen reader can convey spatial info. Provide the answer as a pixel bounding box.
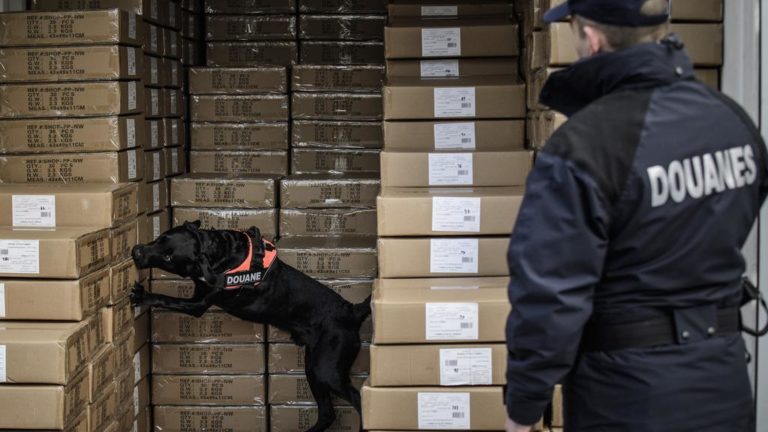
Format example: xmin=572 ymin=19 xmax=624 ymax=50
xmin=504 ymin=37 xmax=767 ymax=430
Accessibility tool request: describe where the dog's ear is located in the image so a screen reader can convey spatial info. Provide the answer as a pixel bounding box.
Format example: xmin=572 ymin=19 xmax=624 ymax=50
xmin=184 ymin=220 xmax=202 ymax=231
xmin=197 ymin=254 xmax=220 ymax=286
xmin=247 ymin=226 xmax=262 ymax=240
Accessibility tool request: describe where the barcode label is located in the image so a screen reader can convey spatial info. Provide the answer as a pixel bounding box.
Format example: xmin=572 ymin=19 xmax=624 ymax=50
xmin=463 ymin=216 xmax=476 ymax=222
xmin=457 ymin=169 xmax=469 ymax=175
xmin=428 ymin=153 xmax=473 ymax=186
xmin=452 ymin=412 xmax=465 ymax=419
xmin=439 ymin=348 xmax=493 ymax=386
xmin=460 ymin=322 xmax=473 ymax=328
xmin=12 ymin=195 xmax=56 ymax=228
xmin=127 ymin=81 xmax=137 ymax=111
xmin=127 ymin=150 xmax=137 ymax=179
xmin=445 ymin=360 xmax=459 ymax=366
xmin=461 ymin=257 xmax=474 ymax=263
xmin=418 ymin=392 xmax=470 ymax=429
xmin=422 ymin=27 xmax=461 ymax=57
xmin=434 ymin=87 xmax=476 ymax=118
xmin=127 ymin=118 xmax=136 ymax=148
xmin=127 ymin=47 xmax=136 ymax=75
xmin=426 ymin=302 xmax=479 ymax=341
xmin=0 ymin=250 xmax=7 ymax=255
xmin=434 ymin=122 xmax=476 ymax=149
xmin=430 ymin=238 xmax=479 ymax=273
xmin=128 ymin=13 xmax=137 ymax=39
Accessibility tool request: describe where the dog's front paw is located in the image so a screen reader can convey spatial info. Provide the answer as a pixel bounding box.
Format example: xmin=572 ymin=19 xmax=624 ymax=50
xmin=130 ymin=282 xmax=148 ymax=306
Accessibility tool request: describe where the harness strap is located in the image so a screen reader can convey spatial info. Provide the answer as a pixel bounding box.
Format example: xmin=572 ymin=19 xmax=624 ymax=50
xmin=223 ymin=233 xmax=277 ymax=291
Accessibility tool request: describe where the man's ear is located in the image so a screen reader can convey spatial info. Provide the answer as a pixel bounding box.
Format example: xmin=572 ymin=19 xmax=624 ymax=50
xmin=184 ymin=220 xmax=202 ymax=231
xmin=583 ymin=25 xmax=607 ymax=55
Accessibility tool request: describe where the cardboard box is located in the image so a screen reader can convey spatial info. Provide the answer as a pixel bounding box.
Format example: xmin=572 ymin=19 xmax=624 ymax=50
xmin=152 ymin=310 xmax=265 ymax=343
xmin=133 ymin=343 xmax=151 ymax=384
xmin=143 ymin=209 xmax=171 ymax=243
xmin=269 ymin=343 xmax=369 ymax=374
xmin=29 ymin=0 xmax=151 ymax=17
xmin=172 ymin=207 xmax=278 ymax=236
xmin=527 ymin=110 xmax=567 ymax=150
xmin=0 ymin=114 xmax=143 ymax=154
xmin=378 ymin=187 xmax=524 ymax=236
xmin=144 ymin=22 xmax=164 ymax=57
xmin=206 ymin=15 xmax=296 ymax=41
xmin=0 ymin=45 xmax=142 ymax=83
xmin=370 ymin=343 xmax=506 ymax=386
xmin=89 ymin=382 xmax=117 ymax=432
xmin=140 ymin=179 xmax=169 ymax=214
xmin=144 ymin=55 xmax=164 ymax=88
xmin=299 ymin=0 xmax=386 ymax=13
xmin=696 ymin=68 xmax=721 ymax=90
xmin=0 ymin=226 xmax=110 ymax=279
xmin=88 ymin=345 xmax=116 ymax=402
xmin=271 ymin=405 xmax=360 ymax=432
xmin=377 ymin=237 xmax=510 ymax=278
xmin=362 ymin=385 xmax=506 ymax=430
xmin=152 ymin=374 xmax=266 ymax=405
xmin=143 ymin=148 xmax=166 ymax=182
xmin=279 ymin=174 xmax=380 ymax=208
xmin=145 ymin=118 xmax=165 ymax=150
xmin=0 ymin=183 xmax=138 ymax=229
xmin=380 ymin=150 xmax=532 ymax=187
xmin=384 ymin=120 xmax=525 ymax=151
xmin=269 ymin=374 xmax=366 ymax=405
xmin=671 ymin=0 xmax=722 ymax=22
xmin=110 ymin=257 xmax=141 ymax=305
xmin=189 ymin=67 xmax=287 ymax=95
xmin=292 ymin=65 xmax=384 ymax=92
xmin=154 ymin=405 xmax=267 ymax=432
xmin=148 ymin=279 xmax=195 ymax=298
xmin=526 ymin=67 xmax=558 ymax=110
xmin=125 ymin=378 xmax=150 ymax=419
xmin=171 ymin=174 xmax=278 ymax=208
xmin=166 ymin=118 xmax=184 ymax=148
xmin=166 ymin=88 xmax=183 ymax=118
xmin=280 ymin=208 xmax=377 ymax=237
xmin=268 ymin=316 xmax=373 ymax=343
xmin=87 ymin=311 xmax=107 ymax=355
xmin=0 ymin=81 xmax=142 ymax=118
xmin=299 ymin=15 xmax=386 ymax=40
xmin=113 ymin=362 xmax=134 ymax=402
xmin=206 ymin=42 xmax=298 ymax=67
xmin=113 ymin=338 xmax=135 ymax=383
xmin=144 ymin=87 xmax=164 ymax=118
xmin=372 ymin=277 xmax=509 ymax=343
xmin=383 ymin=76 xmax=526 ymax=120
xmin=102 ymin=297 xmax=133 ymax=342
xmin=279 ymin=236 xmax=378 ymax=278
xmin=0 ymin=9 xmax=142 ymax=47
xmin=300 ymin=41 xmax=384 ymax=65
xmin=190 ymin=95 xmax=289 ymax=122
xmin=386 ymin=58 xmax=519 ymax=78
xmin=205 ymin=0 xmax=295 ymax=13
xmin=291 ymin=148 xmax=380 ymax=174
xmin=190 ymin=122 xmax=289 ymax=151
xmin=111 ymin=217 xmax=139 ymax=261
xmin=0 ymin=149 xmax=144 ymax=184
xmin=528 ymin=24 xmax=578 ymax=69
xmin=0 ymin=369 xmax=89 ymax=429
xmin=0 ymin=268 xmax=109 ymax=321
xmin=673 ymin=23 xmax=724 ymax=66
xmin=292 ymin=92 xmax=382 ymax=121
xmin=189 ymin=151 xmax=288 ymax=176
xmin=388 ymin=0 xmax=513 ymax=18
xmin=152 ymin=343 xmax=266 ymax=374
xmin=385 ymin=18 xmax=519 ymax=59
xmin=292 ymin=120 xmax=383 ymax=149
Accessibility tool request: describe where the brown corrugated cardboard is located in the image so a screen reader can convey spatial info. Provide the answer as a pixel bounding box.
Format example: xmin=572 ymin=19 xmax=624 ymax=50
xmin=87 ymin=312 xmax=107 ymax=356
xmin=124 ymin=379 xmax=150 ymax=421
xmin=292 ymin=120 xmax=383 ymax=149
xmin=189 ymin=151 xmax=289 ymax=176
xmin=166 ymin=88 xmax=183 ymax=117
xmin=144 ymin=22 xmax=164 ymax=57
xmin=370 ymin=343 xmax=506 ymax=386
xmin=148 ymin=279 xmax=195 ymax=299
xmin=527 ymin=110 xmax=567 ymax=150
xmin=143 ymin=209 xmax=170 ymax=243
xmin=88 ymin=345 xmax=116 ymax=402
xmin=526 ymin=67 xmax=558 ymax=110
xmin=140 ymin=179 xmax=169 ymax=214
xmin=279 ymin=236 xmax=378 ymax=278
xmin=0 ymin=45 xmax=142 ymax=83
xmin=292 ymin=92 xmax=382 ymax=121
xmin=133 ymin=343 xmax=150 ymax=384
xmin=146 ymin=118 xmax=165 ymax=150
xmin=110 ymin=217 xmax=139 ymax=261
xmin=0 ymin=369 xmax=89 ymax=429
xmin=378 ymin=187 xmax=524 ymax=236
xmin=189 ymin=67 xmax=287 ymax=95
xmin=154 ymin=405 xmax=267 ymax=432
xmin=671 ymin=0 xmax=722 ymax=21
xmin=279 ymin=174 xmax=380 ymax=208
xmin=132 ymin=311 xmax=150 ymax=354
xmin=206 ymin=42 xmax=298 ymax=67
xmin=299 ymin=0 xmax=386 ymax=13
xmin=291 ymin=148 xmax=381 ymax=174
xmin=385 ymin=18 xmax=519 ymax=59
xmin=152 ymin=310 xmax=265 ymax=343
xmin=0 ymin=81 xmax=142 ymax=118
xmin=145 ymin=87 xmax=165 ymax=118
xmin=269 ymin=374 xmax=366 ymax=405
xmin=299 ymin=15 xmax=385 ymax=40
xmin=362 ymin=385 xmax=506 ymax=431
xmin=269 ymin=316 xmax=373 ymax=343
xmin=280 ymin=208 xmax=377 ymax=237
xmin=190 ymin=122 xmax=289 ymax=151
xmin=0 ymin=9 xmax=142 ymax=47
xmin=386 ymin=58 xmax=519 ymax=78
xmin=89 ymin=381 xmax=117 ymax=432
xmin=0 ymin=226 xmax=110 ymax=279
xmin=0 ymin=149 xmax=144 ymax=184
xmin=172 ymin=207 xmax=278 ymax=236
xmin=530 ymin=23 xmax=578 ymax=69
xmin=672 ymin=23 xmax=724 ymax=66
xmin=144 ymin=55 xmax=164 ymax=88
xmin=372 ymin=277 xmax=510 ymax=344
xmin=102 ymin=296 xmax=132 ymax=342
xmin=380 ymin=150 xmax=532 ymax=187
xmin=206 ymin=15 xmax=296 ymax=41
xmin=190 ymin=95 xmax=289 ymax=122
xmin=383 ymin=76 xmax=526 ymax=120
xmin=166 ymin=118 xmax=184 ymax=148
xmin=152 ymin=374 xmax=266 ymax=405
xmin=114 ymin=361 xmax=134 ymax=403
xmin=29 ymin=0 xmax=150 ymax=17
xmin=205 ymin=0 xmax=294 ymax=13
xmin=299 ymin=41 xmax=384 ymax=65
xmin=171 ymin=174 xmax=277 ymax=208
xmin=384 ymin=120 xmax=525 ymax=151
xmin=0 ymin=183 xmax=138 ymax=229
xmin=0 ymin=114 xmax=143 ymax=154
xmin=110 ymin=257 xmax=142 ymax=305
xmin=388 ymin=0 xmax=513 ymax=18
xmin=695 ymin=68 xmax=721 ymax=90
xmin=143 ymin=148 xmax=166 ymax=182
xmin=0 ymin=268 xmax=109 ymax=321
xmin=292 ymin=65 xmax=384 ymax=92
xmin=269 ymin=343 xmax=369 ymax=374
xmin=152 ymin=343 xmax=266 ymax=374
xmin=377 ymin=237 xmax=510 ymax=278
xmin=271 ymin=405 xmax=360 ymax=432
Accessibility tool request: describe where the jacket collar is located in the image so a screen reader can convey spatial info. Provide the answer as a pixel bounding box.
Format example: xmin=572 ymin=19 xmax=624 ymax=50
xmin=540 ymin=34 xmax=695 ymax=117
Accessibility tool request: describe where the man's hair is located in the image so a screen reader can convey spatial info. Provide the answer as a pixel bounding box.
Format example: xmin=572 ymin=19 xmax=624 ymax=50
xmin=574 ymin=0 xmax=670 ymax=51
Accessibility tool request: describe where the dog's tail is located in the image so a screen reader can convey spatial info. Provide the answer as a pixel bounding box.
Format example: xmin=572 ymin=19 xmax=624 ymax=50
xmin=352 ymin=295 xmax=372 ymax=323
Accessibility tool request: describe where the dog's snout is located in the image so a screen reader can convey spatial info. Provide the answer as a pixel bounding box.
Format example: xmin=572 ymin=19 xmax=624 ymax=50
xmin=132 ymin=244 xmax=147 ymax=267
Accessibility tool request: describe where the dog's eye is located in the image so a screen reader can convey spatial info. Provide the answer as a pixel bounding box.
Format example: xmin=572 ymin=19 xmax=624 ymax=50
xmin=163 ymin=255 xmax=172 ymax=262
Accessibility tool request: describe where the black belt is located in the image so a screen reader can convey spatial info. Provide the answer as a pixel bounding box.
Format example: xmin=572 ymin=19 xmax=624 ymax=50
xmin=581 ymin=305 xmax=740 ymax=352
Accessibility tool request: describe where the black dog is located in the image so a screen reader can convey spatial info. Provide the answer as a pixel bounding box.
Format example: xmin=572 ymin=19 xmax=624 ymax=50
xmin=131 ymin=221 xmax=371 ymax=432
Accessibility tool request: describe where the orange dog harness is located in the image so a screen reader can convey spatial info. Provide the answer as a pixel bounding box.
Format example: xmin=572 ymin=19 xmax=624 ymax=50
xmin=224 ymin=233 xmax=277 ymax=290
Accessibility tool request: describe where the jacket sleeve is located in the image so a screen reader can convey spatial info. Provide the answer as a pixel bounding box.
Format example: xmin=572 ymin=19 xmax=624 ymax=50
xmin=504 ymin=150 xmax=611 ymax=425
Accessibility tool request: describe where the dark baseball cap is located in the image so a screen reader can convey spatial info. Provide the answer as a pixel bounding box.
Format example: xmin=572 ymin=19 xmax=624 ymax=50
xmin=544 ymin=0 xmax=670 ymax=27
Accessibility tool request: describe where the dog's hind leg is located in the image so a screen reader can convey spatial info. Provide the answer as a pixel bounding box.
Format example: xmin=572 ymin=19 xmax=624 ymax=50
xmin=304 ymin=347 xmax=337 ymax=432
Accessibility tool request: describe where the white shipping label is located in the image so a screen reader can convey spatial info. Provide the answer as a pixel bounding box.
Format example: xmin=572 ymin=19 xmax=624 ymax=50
xmin=133 ymin=386 xmax=140 ymax=416
xmin=127 ymin=150 xmax=138 ymax=179
xmin=171 ymin=120 xmax=179 ymax=145
xmin=127 ymin=81 xmax=137 ymax=111
xmin=0 ymin=283 xmax=5 ymax=317
xmin=421 ymin=59 xmax=460 ymax=78
xmin=421 ymin=27 xmax=461 ymax=57
xmin=150 ymin=57 xmax=159 ymax=84
xmin=128 ymin=13 xmax=137 ymax=39
xmin=150 ymin=121 xmax=159 ymax=148
xmin=428 ymin=153 xmax=473 ymax=186
xmin=153 ymin=152 xmax=161 ymax=180
xmin=132 ymin=421 xmax=138 ymax=432
xmin=127 ymin=118 xmax=136 ymax=148
xmin=432 ymin=196 xmax=481 ymax=232
xmin=153 ymin=183 xmax=160 ymax=210
xmin=439 ymin=348 xmax=493 ymax=386
xmin=150 ymin=0 xmax=159 ymax=18
xmin=134 ymin=352 xmax=141 ymax=383
xmin=434 ymin=122 xmax=476 ymax=149
xmin=153 ymin=216 xmax=161 ymax=240
xmin=151 ymin=90 xmax=159 ymax=115
xmin=170 ymin=90 xmax=178 ymax=115
xmin=0 ymin=240 xmax=40 ymax=275
xmin=169 ymin=1 xmax=177 ymax=26
xmin=172 ymin=149 xmax=179 ymax=172
xmin=150 ymin=26 xmax=158 ymax=52
xmin=0 ymin=345 xmax=6 ymax=382
xmin=425 ymin=302 xmax=479 ymax=340
xmin=421 ymin=5 xmax=459 ymax=16
xmin=127 ymin=47 xmax=136 ymax=75
xmin=430 ymin=238 xmax=479 ymax=273
xmin=417 ymin=392 xmax=470 ymax=430
xmin=434 ymin=87 xmax=476 ymax=118
xmin=12 ymin=195 xmax=56 ymax=228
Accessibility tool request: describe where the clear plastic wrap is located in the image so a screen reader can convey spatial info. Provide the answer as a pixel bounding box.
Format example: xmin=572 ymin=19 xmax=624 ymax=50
xmin=291 ymin=64 xmax=384 ymax=92
xmin=206 ymin=15 xmax=296 ymax=41
xmin=292 ymin=120 xmax=383 ymax=149
xmin=190 ymin=94 xmax=289 ymax=122
xmin=298 ymin=0 xmax=387 ymax=14
xmin=189 ymin=150 xmax=289 ymax=176
xmin=189 ymin=67 xmax=288 ymax=95
xmin=383 ymin=119 xmax=525 ymax=151
xmin=290 ymin=148 xmax=381 ymax=174
xmin=278 ymin=236 xmax=378 ymax=278
xmin=172 ymin=207 xmax=278 ymax=237
xmin=152 ymin=343 xmax=266 ymax=374
xmin=0 ymin=9 xmax=142 ymax=47
xmin=271 ymin=405 xmax=360 ymax=432
xmin=298 ymin=15 xmax=386 ymax=40
xmin=268 ymin=342 xmax=370 ymax=374
xmin=0 ymin=149 xmax=144 ymax=184
xmin=0 ymin=45 xmax=142 ymax=83
xmin=388 ymin=0 xmax=514 ymax=19
xmin=154 ymin=406 xmax=267 ymax=431
xmin=152 ymin=374 xmax=266 ymax=406
xmin=279 ymin=173 xmax=380 ymax=208
xmin=268 ymin=374 xmax=367 ymax=405
xmin=190 ymin=122 xmax=289 ymax=151
xmin=0 ymin=81 xmax=143 ymax=118
xmin=279 ymin=208 xmax=377 ymax=236
xmin=204 ymin=0 xmax=295 ymax=14
xmin=206 ymin=41 xmax=298 ymax=67
xmin=170 ymin=173 xmax=278 ymax=208
xmin=151 ymin=310 xmax=266 ymax=343
xmin=299 ymin=41 xmax=384 ymax=65
xmin=291 ymin=92 xmax=382 ymax=121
